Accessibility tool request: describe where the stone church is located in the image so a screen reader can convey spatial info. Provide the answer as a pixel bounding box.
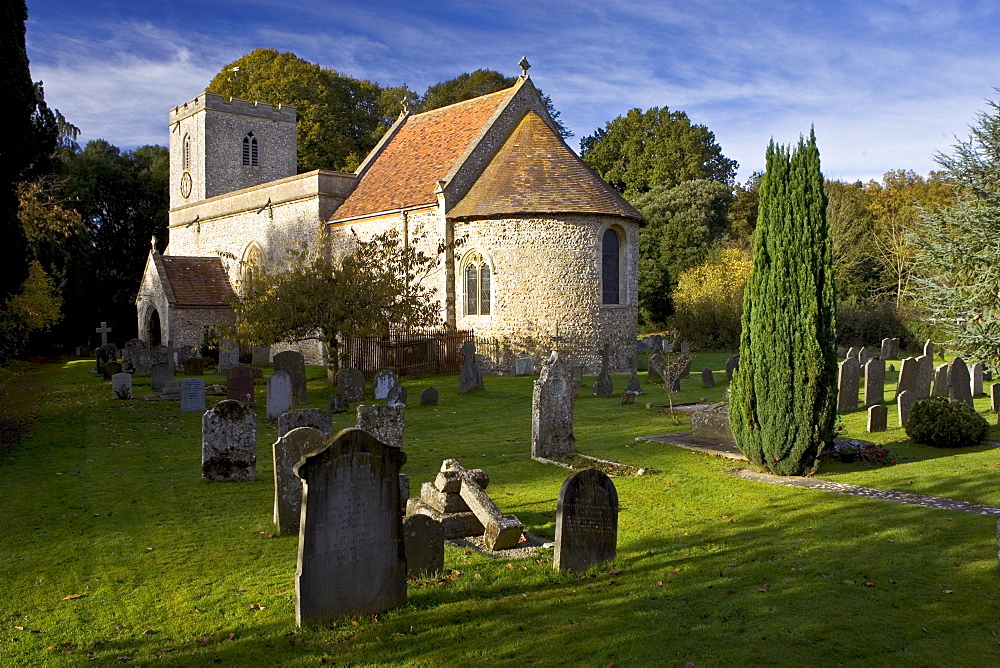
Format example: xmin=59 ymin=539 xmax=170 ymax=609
xmin=136 ymin=67 xmax=643 ymax=373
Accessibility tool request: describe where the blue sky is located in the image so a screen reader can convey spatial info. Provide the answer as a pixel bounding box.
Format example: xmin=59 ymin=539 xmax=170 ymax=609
xmin=26 ymin=0 xmax=1000 ymax=183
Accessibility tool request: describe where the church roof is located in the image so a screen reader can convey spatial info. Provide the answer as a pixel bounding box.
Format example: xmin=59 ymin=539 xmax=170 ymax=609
xmin=160 ymin=256 xmax=235 ymax=307
xmin=332 ymin=87 xmax=516 ymax=220
xmin=448 ymin=111 xmax=643 ymax=222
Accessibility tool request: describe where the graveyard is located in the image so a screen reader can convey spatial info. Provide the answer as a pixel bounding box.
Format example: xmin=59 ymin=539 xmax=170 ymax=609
xmin=2 ymin=351 xmax=1000 ymax=664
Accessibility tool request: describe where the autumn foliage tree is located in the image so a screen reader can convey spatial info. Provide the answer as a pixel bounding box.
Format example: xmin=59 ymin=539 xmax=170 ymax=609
xmin=673 ymin=249 xmax=752 ymax=350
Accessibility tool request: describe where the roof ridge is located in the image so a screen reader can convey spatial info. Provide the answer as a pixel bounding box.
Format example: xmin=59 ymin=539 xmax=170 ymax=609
xmin=410 ymin=85 xmax=517 ymax=119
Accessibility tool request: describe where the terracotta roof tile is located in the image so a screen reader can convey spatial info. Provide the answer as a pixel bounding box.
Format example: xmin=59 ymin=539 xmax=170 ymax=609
xmin=448 ymin=111 xmax=643 ymax=222
xmin=161 ymin=256 xmax=235 ymax=307
xmin=333 ymin=87 xmax=515 ymax=220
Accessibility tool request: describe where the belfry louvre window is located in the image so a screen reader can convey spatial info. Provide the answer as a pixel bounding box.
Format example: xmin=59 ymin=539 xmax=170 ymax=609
xmin=182 ymin=134 xmax=191 ymax=169
xmin=242 ymin=131 xmax=258 ymax=166
xmin=464 ymin=252 xmax=491 ymax=315
xmin=602 ymin=228 xmax=621 ymax=305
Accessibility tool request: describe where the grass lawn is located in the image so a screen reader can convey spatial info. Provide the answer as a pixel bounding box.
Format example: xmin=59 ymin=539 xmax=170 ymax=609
xmin=2 ymin=353 xmax=1000 ymax=665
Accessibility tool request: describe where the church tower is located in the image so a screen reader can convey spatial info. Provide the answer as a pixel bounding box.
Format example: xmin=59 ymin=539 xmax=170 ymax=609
xmin=168 ymin=92 xmax=297 ymax=209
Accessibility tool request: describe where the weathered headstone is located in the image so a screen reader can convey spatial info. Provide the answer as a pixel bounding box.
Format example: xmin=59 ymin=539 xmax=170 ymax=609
xmin=650 ymin=334 xmax=663 ymax=353
xmin=915 ymin=354 xmax=933 ymax=399
xmin=624 ymin=368 xmax=642 ymax=395
xmin=863 ymin=358 xmax=884 ymax=406
xmin=180 ymin=378 xmax=206 ymax=411
xmin=679 ymin=355 xmax=691 ymax=379
xmin=356 ymin=404 xmax=405 ymax=449
xmin=294 ymin=428 xmax=407 ymax=626
xmin=971 ymin=362 xmax=985 ymax=397
xmin=554 ymin=469 xmax=619 ymax=573
xmin=161 ymin=380 xmax=181 ymax=401
xmin=122 ymin=338 xmax=145 ymax=374
xmin=619 ymin=391 xmax=636 ymax=405
xmin=202 ymin=400 xmax=256 ymax=481
xmin=266 ymin=370 xmax=292 ymax=420
xmin=328 ymin=393 xmax=349 ymax=414
xmin=859 ymin=347 xmax=871 ymax=366
xmin=846 ymin=346 xmax=861 ymax=363
xmin=895 ymin=357 xmax=919 ymax=398
xmin=227 ymin=365 xmax=256 ymax=406
xmin=897 ymin=390 xmax=916 ymax=428
xmin=867 ymin=404 xmax=888 ymax=433
xmin=150 ymin=361 xmax=172 ymax=392
xmin=272 ymin=427 xmax=327 ymax=536
xmin=923 ymin=339 xmax=934 ymax=359
xmin=251 ymin=345 xmax=270 ymax=367
xmin=217 ymin=340 xmax=240 ymax=373
xmin=570 ymin=365 xmax=583 ymax=389
xmin=892 ymin=338 xmax=901 ymax=359
xmin=336 ymin=367 xmax=365 ymax=403
xmin=373 ymin=369 xmax=399 ymax=400
xmin=701 ymin=367 xmax=715 ymax=389
xmin=279 ymin=408 xmax=333 ymax=437
xmin=403 ymin=514 xmax=444 ymax=579
xmin=459 ymin=470 xmax=523 ymax=550
xmin=102 ymin=361 xmax=122 ymax=379
xmin=933 ymin=364 xmax=950 ymax=397
xmin=111 ymin=373 xmax=132 ymax=400
xmin=515 ymin=358 xmax=535 ymax=375
xmin=419 ymin=386 xmax=438 ymax=406
xmin=386 ymin=383 xmax=407 ymax=407
xmin=837 ymin=358 xmax=861 ymax=412
xmin=950 ymin=357 xmax=974 ymax=408
xmin=592 ymin=344 xmax=613 ymax=398
xmin=531 ymin=351 xmax=576 ymax=460
xmin=459 ymin=340 xmax=484 ymax=393
xmin=183 ymin=357 xmax=204 ymax=375
xmin=636 ymin=340 xmax=647 ymax=354
xmin=647 ymin=352 xmax=664 ymax=384
xmin=273 ymin=351 xmax=307 ymax=404
xmin=95 ymin=344 xmax=118 ymax=375
xmin=725 ymin=354 xmax=739 ymax=382
xmin=880 ymin=338 xmax=892 ymax=360
xmin=662 ymin=339 xmax=674 ymax=354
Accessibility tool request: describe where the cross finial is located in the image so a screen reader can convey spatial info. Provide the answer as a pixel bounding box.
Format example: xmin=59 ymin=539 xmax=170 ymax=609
xmin=518 ymin=56 xmax=530 ymax=79
xmin=401 ymin=95 xmax=410 ymax=116
xmin=150 ymin=235 xmax=157 ymax=252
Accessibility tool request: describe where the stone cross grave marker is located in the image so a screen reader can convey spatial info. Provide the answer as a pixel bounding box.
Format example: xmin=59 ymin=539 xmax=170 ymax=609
xmin=226 ymin=365 xmax=256 ymax=406
xmin=279 ymin=408 xmax=333 ymax=437
xmin=403 ymin=514 xmax=444 ymax=578
xmin=356 ymin=404 xmax=405 ymax=449
xmin=266 ymin=370 xmax=293 ymax=420
xmin=373 ymin=369 xmax=399 ymax=400
xmin=867 ymin=404 xmax=887 ymax=433
xmin=950 ymin=358 xmax=974 ymax=407
xmin=837 ymin=358 xmax=860 ymax=412
xmin=554 ymin=468 xmax=619 ymax=573
xmin=864 ymin=358 xmax=885 ymax=406
xmin=592 ymin=343 xmax=613 ymax=398
xmin=180 ymin=378 xmax=206 ymax=412
xmin=531 ymin=351 xmax=576 ymax=460
xmin=272 ymin=426 xmax=327 ymax=536
xmin=386 ymin=384 xmax=407 ymax=407
xmin=294 ymin=428 xmax=407 ymax=627
xmin=624 ymin=354 xmax=642 ymax=395
xmin=459 ymin=340 xmax=484 ymax=393
xmin=897 ymin=390 xmax=916 ymax=428
xmin=202 ymin=400 xmax=256 ymax=481
xmin=112 ymin=373 xmax=132 ymax=400
xmin=336 ymin=368 xmax=365 ymax=403
xmin=273 ymin=351 xmax=307 ymax=404
xmin=150 ymin=362 xmax=172 ymax=392
xmin=458 ymin=467 xmax=524 ymax=550
xmin=419 ymin=386 xmax=438 ymax=406
xmin=95 ymin=321 xmax=112 ymax=347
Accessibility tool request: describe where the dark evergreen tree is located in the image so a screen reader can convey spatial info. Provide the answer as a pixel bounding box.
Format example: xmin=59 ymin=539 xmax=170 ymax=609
xmin=729 ymin=131 xmax=837 ymax=475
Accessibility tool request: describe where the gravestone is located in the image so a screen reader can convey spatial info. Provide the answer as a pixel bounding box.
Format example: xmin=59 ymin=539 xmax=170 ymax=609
xmin=895 ymin=357 xmax=919 ymax=398
xmin=863 ymin=358 xmax=884 ymax=406
xmin=915 ymin=354 xmax=933 ymax=398
xmin=515 ymin=358 xmax=535 ymax=375
xmin=680 ymin=341 xmax=690 ymax=353
xmin=679 ymin=356 xmax=691 ymax=379
xmin=649 ymin=334 xmax=662 ymax=353
xmin=122 ymin=338 xmax=145 ymax=374
xmin=991 ymin=384 xmax=1000 ymax=414
xmin=266 ymin=370 xmax=293 ymax=420
xmin=569 ymin=365 xmax=583 ymax=389
xmin=619 ymin=391 xmax=636 ymax=405
xmin=111 ymin=373 xmax=132 ymax=400
xmin=272 ymin=426 xmax=327 ymax=536
xmin=647 ymin=352 xmax=664 ymax=383
xmin=336 ymin=368 xmax=365 ymax=403
xmin=202 ymin=400 xmax=256 ymax=481
xmin=636 ymin=340 xmax=647 ymax=354
xmin=328 ymin=393 xmax=349 ymax=414
xmin=161 ymin=380 xmax=181 ymax=401
xmin=373 ymin=369 xmax=399 ymax=400
xmin=880 ymin=338 xmax=892 ymax=360
xmin=837 ymin=358 xmax=861 ymax=412
xmin=356 ymin=404 xmax=405 ymax=449
xmin=725 ymin=355 xmax=739 ymax=382
xmin=419 ymin=386 xmax=438 ymax=406
xmin=950 ymin=357 xmax=974 ymax=408
xmin=459 ymin=340 xmax=484 ymax=393
xmin=592 ymin=344 xmax=614 ymax=398
xmin=624 ymin=368 xmax=642 ymax=395
xmin=701 ymin=367 xmax=715 ymax=389
xmin=662 ymin=339 xmax=674 ymax=354
xmin=892 ymin=338 xmax=901 ymax=359
xmin=924 ymin=340 xmax=934 ymax=358
xmin=180 ymin=378 xmax=206 ymax=411
xmin=150 ymin=362 xmax=172 ymax=392
xmin=933 ymin=364 xmax=950 ymax=397
xmin=251 ymin=345 xmax=270 ymax=367
xmin=690 ymin=403 xmax=734 ymax=442
xmin=897 ymin=390 xmax=916 ymax=428
xmin=273 ymin=351 xmax=307 ymax=404
xmin=226 ymin=366 xmax=256 ymax=406
xmin=217 ymin=341 xmax=240 ymax=373
xmin=867 ymin=404 xmax=888 ymax=433
xmin=102 ymin=361 xmax=122 ymax=379
xmin=294 ymin=428 xmax=407 ymax=627
xmin=386 ymin=384 xmax=407 ymax=407
xmin=166 ymin=340 xmax=178 ymax=376
xmin=95 ymin=321 xmax=112 ymax=347
xmin=971 ymin=362 xmax=985 ymax=396
xmin=403 ymin=514 xmax=444 ymax=578
xmin=183 ymin=357 xmax=204 ymax=375
xmin=531 ymin=351 xmax=576 ymax=460
xmin=279 ymin=408 xmax=333 ymax=437
xmin=859 ymin=347 xmax=871 ymax=366
xmin=554 ymin=469 xmax=619 ymax=573
xmin=95 ymin=344 xmax=118 ymax=375
xmin=458 ymin=469 xmax=523 ymax=550
xmin=846 ymin=347 xmax=861 ymax=363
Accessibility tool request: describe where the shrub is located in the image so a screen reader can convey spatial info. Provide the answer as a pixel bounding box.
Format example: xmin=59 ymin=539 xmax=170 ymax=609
xmin=673 ymin=248 xmax=751 ymax=350
xmin=905 ymin=396 xmax=989 ymax=448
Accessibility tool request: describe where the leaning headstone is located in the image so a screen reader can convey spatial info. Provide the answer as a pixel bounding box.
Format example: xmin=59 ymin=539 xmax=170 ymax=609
xmin=356 ymin=404 xmax=405 ymax=449
xmin=373 ymin=369 xmax=399 ymax=400
xmin=554 ymin=469 xmax=619 ymax=573
xmin=336 ymin=368 xmax=365 ymax=403
xmin=272 ymin=427 xmax=327 ymax=536
xmin=111 ymin=373 xmax=132 ymax=400
xmin=294 ymin=428 xmax=407 ymax=627
xmin=183 ymin=357 xmax=204 ymax=375
xmin=531 ymin=351 xmax=576 ymax=460
xmin=251 ymin=345 xmax=270 ymax=367
xmin=592 ymin=344 xmax=613 ymax=398
xmin=386 ymin=384 xmax=407 ymax=407
xmin=991 ymin=383 xmax=1000 ymax=414
xmin=459 ymin=340 xmax=484 ymax=393
xmin=102 ymin=361 xmax=122 ymax=379
xmin=971 ymin=362 xmax=985 ymax=397
xmin=180 ymin=378 xmax=206 ymax=411
xmin=897 ymin=390 xmax=916 ymax=428
xmin=273 ymin=351 xmax=307 ymax=404
xmin=950 ymin=357 xmax=974 ymax=408
xmin=150 ymin=362 xmax=172 ymax=392
xmin=701 ymin=367 xmax=715 ymax=389
xmin=266 ymin=370 xmax=293 ymax=420
xmin=217 ymin=341 xmax=240 ymax=373
xmin=867 ymin=404 xmax=888 ymax=433
xmin=403 ymin=514 xmax=444 ymax=579
xmin=932 ymin=364 xmax=950 ymax=397
xmin=837 ymin=358 xmax=861 ymax=412
xmin=328 ymin=393 xmax=349 ymax=414
xmin=202 ymin=400 xmax=256 ymax=481
xmin=279 ymin=408 xmax=333 ymax=437
xmin=863 ymin=358 xmax=884 ymax=406
xmin=419 ymin=386 xmax=438 ymax=406
xmin=515 ymin=358 xmax=535 ymax=376
xmin=895 ymin=357 xmax=919 ymax=398
xmin=226 ymin=365 xmax=256 ymax=406
xmin=915 ymin=354 xmax=933 ymax=399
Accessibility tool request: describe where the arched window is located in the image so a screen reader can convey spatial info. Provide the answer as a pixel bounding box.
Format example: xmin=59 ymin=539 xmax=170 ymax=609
xmin=241 ymin=243 xmax=263 ymax=293
xmin=463 ymin=251 xmax=491 ymax=316
xmin=182 ymin=133 xmax=191 ymax=170
xmin=242 ymin=131 xmax=258 ymax=166
xmin=601 ymin=227 xmax=622 ymax=305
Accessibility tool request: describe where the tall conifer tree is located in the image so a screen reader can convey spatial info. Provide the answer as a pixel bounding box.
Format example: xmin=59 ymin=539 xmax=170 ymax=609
xmin=730 ymin=130 xmax=837 ymax=475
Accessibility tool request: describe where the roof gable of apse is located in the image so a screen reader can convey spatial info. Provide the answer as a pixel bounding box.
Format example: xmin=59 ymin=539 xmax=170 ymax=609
xmin=331 ymin=87 xmax=516 ymax=221
xmin=448 ymin=110 xmax=643 ymax=222
xmin=160 ymin=255 xmax=235 ymax=308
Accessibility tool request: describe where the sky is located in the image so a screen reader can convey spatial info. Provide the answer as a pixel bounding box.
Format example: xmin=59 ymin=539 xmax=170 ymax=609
xmin=25 ymin=0 xmax=1000 ymax=184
